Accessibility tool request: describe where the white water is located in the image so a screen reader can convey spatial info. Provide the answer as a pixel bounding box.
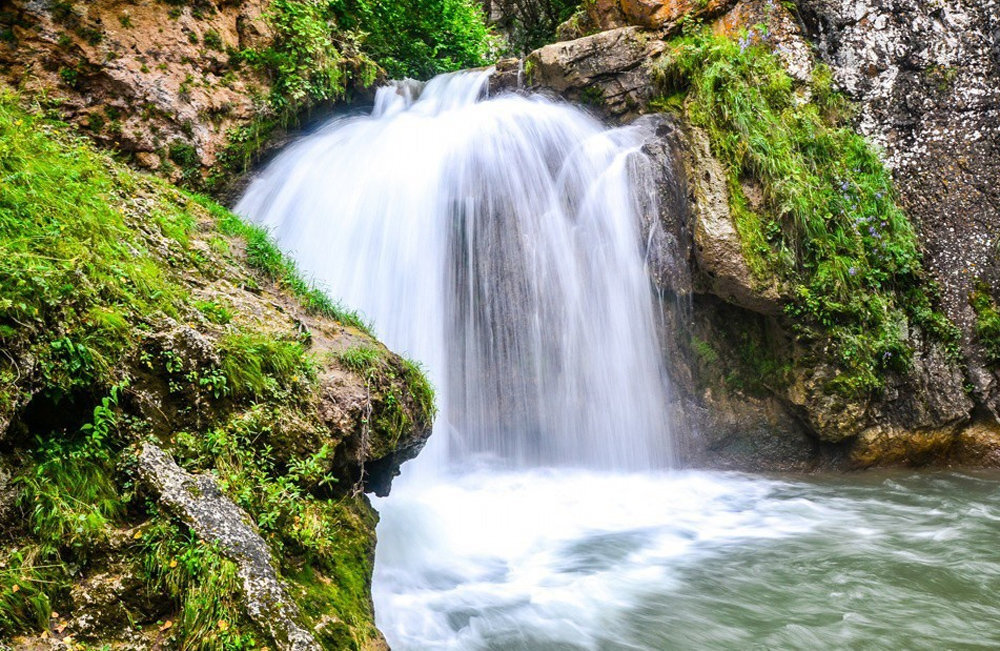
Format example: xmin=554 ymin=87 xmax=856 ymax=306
xmin=235 ymin=72 xmax=1000 ymax=650
xmin=237 ymin=70 xmax=672 ymax=471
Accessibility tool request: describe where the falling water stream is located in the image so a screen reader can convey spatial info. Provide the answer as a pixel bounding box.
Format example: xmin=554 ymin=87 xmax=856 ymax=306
xmin=236 ymin=72 xmax=1000 ymax=650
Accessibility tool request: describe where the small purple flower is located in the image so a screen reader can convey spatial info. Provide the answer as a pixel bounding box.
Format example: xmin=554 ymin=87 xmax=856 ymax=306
xmin=849 ymin=267 xmax=857 ymax=276
xmin=840 ymin=180 xmax=850 ymax=192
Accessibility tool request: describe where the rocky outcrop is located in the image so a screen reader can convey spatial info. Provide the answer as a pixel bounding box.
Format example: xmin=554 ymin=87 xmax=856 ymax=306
xmin=511 ymin=0 xmax=1000 ymax=469
xmin=796 ymin=0 xmax=1000 ymax=420
xmin=0 ymin=0 xmax=272 ymax=178
xmin=526 ymin=26 xmax=665 ymax=118
xmin=0 ymin=100 xmax=432 ymax=647
xmin=138 ymin=443 xmax=320 ymax=651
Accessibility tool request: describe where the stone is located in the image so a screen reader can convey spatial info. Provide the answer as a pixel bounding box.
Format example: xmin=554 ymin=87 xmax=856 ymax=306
xmin=797 ymin=0 xmax=1000 ymax=419
xmin=137 ymin=443 xmax=321 ymax=651
xmin=684 ymin=127 xmax=783 ymax=315
xmin=526 ymin=27 xmax=666 ymax=119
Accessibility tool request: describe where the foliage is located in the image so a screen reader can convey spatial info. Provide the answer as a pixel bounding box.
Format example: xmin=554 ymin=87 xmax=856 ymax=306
xmin=656 ymin=28 xmax=960 ymax=397
xmin=141 ymin=519 xmax=262 ymax=650
xmin=488 ymin=0 xmax=581 ymax=53
xmin=0 ymin=90 xmax=187 ymax=400
xmin=187 ymin=192 xmax=372 ymax=331
xmin=328 ymin=0 xmax=500 ymax=79
xmin=219 ymin=333 xmax=312 ymax=400
xmin=172 ymin=410 xmax=379 ymax=648
xmin=970 ymin=283 xmax=1000 ymax=366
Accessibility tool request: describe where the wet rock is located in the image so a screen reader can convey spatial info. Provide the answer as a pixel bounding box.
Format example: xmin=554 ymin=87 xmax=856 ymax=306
xmin=137 ymin=443 xmax=321 ymax=651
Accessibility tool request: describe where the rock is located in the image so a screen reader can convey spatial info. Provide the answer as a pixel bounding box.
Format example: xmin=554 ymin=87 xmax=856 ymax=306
xmin=619 ymin=0 xmax=736 ymax=30
xmin=0 ymin=0 xmax=271 ymax=173
xmin=797 ymin=0 xmax=1000 ymax=418
xmin=684 ymin=126 xmax=783 ymax=315
xmin=850 ymin=425 xmax=958 ymax=467
xmin=954 ymin=422 xmax=1000 ymax=467
xmin=68 ymin=559 xmax=157 ymax=642
xmin=633 ymin=114 xmax=694 ymax=296
xmin=137 ymin=443 xmax=321 ymax=651
xmin=525 ymin=26 xmax=666 ymax=119
xmin=580 ymin=0 xmax=738 ymax=32
xmin=0 ymin=457 xmax=16 ymax=528
xmin=711 ymin=0 xmax=814 ymax=83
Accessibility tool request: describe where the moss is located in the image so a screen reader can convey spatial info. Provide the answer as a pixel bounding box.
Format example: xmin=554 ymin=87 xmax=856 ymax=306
xmin=1 ymin=89 xmax=432 ymax=646
xmin=656 ymin=29 xmax=960 ymax=398
xmin=334 ymin=346 xmax=436 ymax=451
xmin=970 ymin=283 xmax=1000 ymax=365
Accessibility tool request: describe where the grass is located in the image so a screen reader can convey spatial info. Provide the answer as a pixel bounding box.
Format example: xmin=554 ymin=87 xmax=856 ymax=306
xmin=0 ymin=88 xmax=434 ymax=646
xmin=656 ymin=27 xmax=960 ymax=397
xmin=141 ymin=518 xmax=262 ymax=650
xmin=219 ymin=333 xmax=312 ymax=400
xmin=187 ymin=193 xmax=372 ymax=332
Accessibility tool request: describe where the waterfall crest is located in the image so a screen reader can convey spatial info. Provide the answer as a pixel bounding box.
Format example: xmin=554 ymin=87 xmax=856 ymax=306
xmin=236 ymin=70 xmax=673 ymax=470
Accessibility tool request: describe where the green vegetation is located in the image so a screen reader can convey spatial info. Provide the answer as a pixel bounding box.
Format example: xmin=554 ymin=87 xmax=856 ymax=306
xmin=0 ymin=91 xmax=434 ymax=646
xmin=188 ymin=192 xmax=371 ymax=331
xmin=970 ymin=283 xmax=1000 ymax=365
xmin=656 ymin=27 xmax=959 ymax=397
xmin=490 ymin=0 xmax=581 ymax=52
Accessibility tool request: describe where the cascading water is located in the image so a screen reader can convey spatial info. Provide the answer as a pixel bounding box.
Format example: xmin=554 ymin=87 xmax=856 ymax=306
xmin=236 ymin=72 xmax=1000 ymax=650
xmin=237 ymin=69 xmax=672 ymax=472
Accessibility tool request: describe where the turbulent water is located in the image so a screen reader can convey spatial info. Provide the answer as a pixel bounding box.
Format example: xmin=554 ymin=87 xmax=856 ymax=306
xmin=236 ymin=72 xmax=1000 ymax=650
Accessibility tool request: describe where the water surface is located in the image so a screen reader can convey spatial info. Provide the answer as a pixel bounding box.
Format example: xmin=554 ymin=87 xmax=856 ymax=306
xmin=373 ymin=468 xmax=1000 ymax=650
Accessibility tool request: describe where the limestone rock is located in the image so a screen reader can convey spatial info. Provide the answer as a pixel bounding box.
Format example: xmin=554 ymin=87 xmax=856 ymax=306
xmin=137 ymin=443 xmax=321 ymax=651
xmin=684 ymin=127 xmax=782 ymax=315
xmin=797 ymin=0 xmax=1000 ymax=418
xmin=525 ymin=26 xmax=666 ymax=119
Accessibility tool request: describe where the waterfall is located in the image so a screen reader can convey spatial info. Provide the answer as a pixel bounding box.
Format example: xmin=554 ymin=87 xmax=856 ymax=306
xmin=236 ymin=70 xmax=674 ymax=471
xmin=231 ymin=71 xmax=1000 ymax=651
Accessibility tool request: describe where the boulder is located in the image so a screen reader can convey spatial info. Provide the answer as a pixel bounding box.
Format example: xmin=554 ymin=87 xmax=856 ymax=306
xmin=137 ymin=443 xmax=321 ymax=651
xmin=526 ymin=26 xmax=666 ymax=119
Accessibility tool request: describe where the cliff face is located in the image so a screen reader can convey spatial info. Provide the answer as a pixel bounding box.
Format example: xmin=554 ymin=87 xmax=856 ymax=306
xmin=0 ymin=94 xmax=433 ymax=648
xmin=0 ymin=0 xmax=274 ymax=182
xmin=508 ymin=0 xmax=1000 ymax=468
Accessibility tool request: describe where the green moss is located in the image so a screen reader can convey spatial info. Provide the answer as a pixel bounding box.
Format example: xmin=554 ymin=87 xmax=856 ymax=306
xmin=334 ymin=346 xmax=436 ymax=448
xmin=656 ymin=29 xmax=960 ymax=397
xmin=219 ymin=333 xmax=311 ymax=400
xmin=970 ymin=283 xmax=1000 ymax=365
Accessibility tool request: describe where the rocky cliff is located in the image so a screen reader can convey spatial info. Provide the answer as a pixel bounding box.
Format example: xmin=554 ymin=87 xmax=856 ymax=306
xmin=501 ymin=0 xmax=1000 ymax=469
xmin=0 ymin=93 xmax=433 ymax=648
